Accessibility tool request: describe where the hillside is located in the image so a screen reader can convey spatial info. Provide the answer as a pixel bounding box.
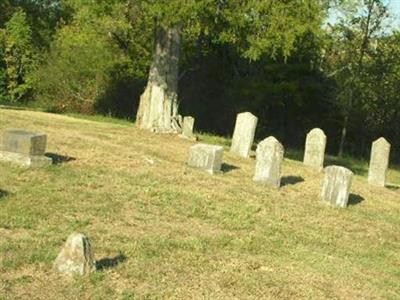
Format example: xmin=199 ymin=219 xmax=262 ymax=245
xmin=1 ymin=108 xmax=400 ymax=299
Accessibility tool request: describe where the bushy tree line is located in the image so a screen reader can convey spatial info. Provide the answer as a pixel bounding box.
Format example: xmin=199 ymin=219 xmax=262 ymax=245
xmin=0 ymin=0 xmax=399 ymax=159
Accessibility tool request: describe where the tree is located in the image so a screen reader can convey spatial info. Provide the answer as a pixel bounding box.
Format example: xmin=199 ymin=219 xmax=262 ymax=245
xmin=4 ymin=9 xmax=36 ymax=102
xmin=134 ymin=0 xmax=328 ymax=133
xmin=34 ymin=0 xmax=151 ymax=113
xmin=322 ymin=0 xmax=389 ymax=156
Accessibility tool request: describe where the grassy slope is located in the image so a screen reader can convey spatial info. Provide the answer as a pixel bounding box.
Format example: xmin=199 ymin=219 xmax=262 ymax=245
xmin=0 ymin=108 xmax=399 ymax=299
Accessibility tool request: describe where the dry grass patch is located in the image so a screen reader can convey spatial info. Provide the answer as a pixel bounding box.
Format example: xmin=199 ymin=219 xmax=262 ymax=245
xmin=0 ymin=108 xmax=400 ymax=299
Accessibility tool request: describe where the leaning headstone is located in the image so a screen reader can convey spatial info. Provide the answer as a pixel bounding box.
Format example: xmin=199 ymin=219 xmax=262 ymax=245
xmin=230 ymin=112 xmax=258 ymax=158
xmin=368 ymin=137 xmax=390 ymax=187
xmin=0 ymin=129 xmax=52 ymax=167
xmin=253 ymin=136 xmax=284 ymax=188
xmin=179 ymin=116 xmax=197 ymax=140
xmin=187 ymin=143 xmax=223 ymax=174
xmin=54 ymin=233 xmax=95 ymax=276
xmin=303 ymin=128 xmax=326 ymax=171
xmin=321 ymin=166 xmax=353 ymax=208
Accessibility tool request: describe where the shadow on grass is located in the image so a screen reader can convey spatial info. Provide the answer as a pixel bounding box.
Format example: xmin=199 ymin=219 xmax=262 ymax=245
xmin=0 ymin=189 xmax=9 ymax=199
xmin=96 ymin=254 xmax=127 ymax=271
xmin=348 ymin=193 xmax=365 ymax=206
xmin=387 ymin=184 xmax=400 ymax=191
xmin=222 ymin=163 xmax=239 ymax=173
xmin=281 ymin=176 xmax=304 ymax=187
xmin=45 ymin=153 xmax=76 ymax=165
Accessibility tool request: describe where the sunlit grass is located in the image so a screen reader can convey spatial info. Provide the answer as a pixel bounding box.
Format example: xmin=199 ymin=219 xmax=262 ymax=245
xmin=0 ymin=108 xmax=399 ymax=299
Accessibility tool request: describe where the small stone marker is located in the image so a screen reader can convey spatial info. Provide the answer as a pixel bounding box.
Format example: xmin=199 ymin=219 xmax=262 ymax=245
xmin=368 ymin=137 xmax=390 ymax=187
xmin=321 ymin=166 xmax=353 ymax=208
xmin=54 ymin=233 xmax=95 ymax=276
xmin=0 ymin=129 xmax=52 ymax=167
xmin=230 ymin=112 xmax=258 ymax=158
xmin=303 ymin=128 xmax=326 ymax=171
xmin=179 ymin=116 xmax=197 ymax=140
xmin=187 ymin=143 xmax=223 ymax=174
xmin=253 ymin=136 xmax=284 ymax=188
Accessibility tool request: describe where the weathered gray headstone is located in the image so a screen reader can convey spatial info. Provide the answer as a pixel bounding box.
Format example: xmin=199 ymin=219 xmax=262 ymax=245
xmin=230 ymin=112 xmax=258 ymax=158
xmin=368 ymin=137 xmax=390 ymax=187
xmin=321 ymin=166 xmax=353 ymax=208
xmin=54 ymin=233 xmax=95 ymax=276
xmin=179 ymin=116 xmax=197 ymax=140
xmin=0 ymin=129 xmax=52 ymax=167
xmin=303 ymin=128 xmax=326 ymax=171
xmin=187 ymin=143 xmax=223 ymax=174
xmin=253 ymin=136 xmax=284 ymax=188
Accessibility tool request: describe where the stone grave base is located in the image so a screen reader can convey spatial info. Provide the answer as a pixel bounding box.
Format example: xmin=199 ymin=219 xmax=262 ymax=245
xmin=0 ymin=151 xmax=52 ymax=167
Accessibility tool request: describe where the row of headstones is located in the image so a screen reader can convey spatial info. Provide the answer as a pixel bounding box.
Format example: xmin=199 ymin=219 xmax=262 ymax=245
xmin=187 ymin=112 xmax=392 ymax=208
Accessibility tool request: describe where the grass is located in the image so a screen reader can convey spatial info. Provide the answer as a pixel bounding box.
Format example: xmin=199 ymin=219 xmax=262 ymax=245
xmin=0 ymin=108 xmax=400 ymax=299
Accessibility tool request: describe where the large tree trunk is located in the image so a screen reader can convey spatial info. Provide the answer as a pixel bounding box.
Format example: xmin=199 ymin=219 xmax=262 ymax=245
xmin=136 ymin=26 xmax=182 ymax=133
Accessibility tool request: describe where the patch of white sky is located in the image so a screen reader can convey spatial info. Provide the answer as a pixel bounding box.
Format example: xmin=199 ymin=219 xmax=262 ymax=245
xmin=328 ymin=0 xmax=400 ymax=30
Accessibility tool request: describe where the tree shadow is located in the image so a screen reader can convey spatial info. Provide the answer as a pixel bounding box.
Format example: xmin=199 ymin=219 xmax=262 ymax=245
xmin=95 ymin=254 xmax=127 ymax=271
xmin=45 ymin=153 xmax=76 ymax=165
xmin=281 ymin=176 xmax=304 ymax=187
xmin=0 ymin=189 xmax=9 ymax=199
xmin=348 ymin=193 xmax=365 ymax=206
xmin=221 ymin=163 xmax=239 ymax=173
xmin=387 ymin=184 xmax=400 ymax=191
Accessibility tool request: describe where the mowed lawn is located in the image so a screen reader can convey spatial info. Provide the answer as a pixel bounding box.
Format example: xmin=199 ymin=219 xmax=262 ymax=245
xmin=1 ymin=108 xmax=400 ymax=299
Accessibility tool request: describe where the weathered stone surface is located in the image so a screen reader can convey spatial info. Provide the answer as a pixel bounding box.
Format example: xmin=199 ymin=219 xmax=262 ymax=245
xmin=54 ymin=233 xmax=95 ymax=276
xmin=0 ymin=129 xmax=52 ymax=167
xmin=303 ymin=128 xmax=326 ymax=171
xmin=230 ymin=112 xmax=258 ymax=158
xmin=179 ymin=116 xmax=197 ymax=140
xmin=368 ymin=137 xmax=390 ymax=187
xmin=321 ymin=166 xmax=353 ymax=208
xmin=187 ymin=143 xmax=223 ymax=174
xmin=253 ymin=136 xmax=284 ymax=188
xmin=1 ymin=129 xmax=47 ymax=155
xmin=0 ymin=152 xmax=52 ymax=167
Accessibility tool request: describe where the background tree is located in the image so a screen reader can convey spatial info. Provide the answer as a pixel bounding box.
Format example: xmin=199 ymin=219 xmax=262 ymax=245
xmin=322 ymin=0 xmax=389 ymax=156
xmin=4 ymin=9 xmax=36 ymax=102
xmin=134 ymin=0 xmax=328 ymax=133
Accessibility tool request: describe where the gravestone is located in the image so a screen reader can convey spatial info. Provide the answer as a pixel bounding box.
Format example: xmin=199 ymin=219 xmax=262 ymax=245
xmin=230 ymin=112 xmax=258 ymax=158
xmin=54 ymin=233 xmax=95 ymax=276
xmin=187 ymin=143 xmax=223 ymax=174
xmin=253 ymin=136 xmax=284 ymax=188
xmin=303 ymin=128 xmax=326 ymax=171
xmin=368 ymin=137 xmax=390 ymax=187
xmin=321 ymin=166 xmax=353 ymax=208
xmin=0 ymin=129 xmax=52 ymax=167
xmin=179 ymin=116 xmax=196 ymax=140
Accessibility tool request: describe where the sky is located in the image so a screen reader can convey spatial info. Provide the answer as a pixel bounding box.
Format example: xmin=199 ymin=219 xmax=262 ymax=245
xmin=389 ymin=0 xmax=400 ymax=28
xmin=327 ymin=0 xmax=400 ymax=30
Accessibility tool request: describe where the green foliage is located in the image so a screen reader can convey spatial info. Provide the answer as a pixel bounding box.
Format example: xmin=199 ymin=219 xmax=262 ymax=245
xmin=0 ymin=29 xmax=8 ymax=103
xmin=4 ymin=9 xmax=36 ymax=102
xmin=34 ymin=1 xmax=151 ymax=113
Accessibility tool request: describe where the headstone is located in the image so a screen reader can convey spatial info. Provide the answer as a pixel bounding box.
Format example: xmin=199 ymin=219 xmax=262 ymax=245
xmin=187 ymin=143 xmax=223 ymax=174
xmin=253 ymin=136 xmax=284 ymax=188
xmin=54 ymin=233 xmax=95 ymax=276
xmin=0 ymin=129 xmax=52 ymax=167
xmin=230 ymin=112 xmax=258 ymax=158
xmin=368 ymin=137 xmax=390 ymax=187
xmin=179 ymin=116 xmax=197 ymax=140
xmin=321 ymin=166 xmax=353 ymax=208
xmin=303 ymin=128 xmax=326 ymax=171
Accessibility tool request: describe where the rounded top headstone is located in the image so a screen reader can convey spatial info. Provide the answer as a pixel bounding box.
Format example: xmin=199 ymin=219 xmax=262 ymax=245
xmin=307 ymin=128 xmax=326 ymax=137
